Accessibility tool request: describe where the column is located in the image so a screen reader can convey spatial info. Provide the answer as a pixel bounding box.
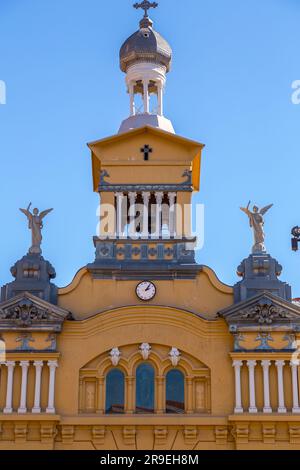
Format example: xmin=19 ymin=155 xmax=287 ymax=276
xmin=186 ymin=376 xmax=194 ymax=414
xmin=115 ymin=192 xmax=125 ymax=238
xmin=96 ymin=376 xmax=105 ymax=414
xmin=143 ymin=80 xmax=149 ymax=113
xmin=157 ymin=83 xmax=163 ymax=116
xmin=4 ymin=361 xmax=15 ymax=414
xmin=128 ymin=192 xmax=137 ymax=238
xmin=168 ymin=192 xmax=177 ymax=238
xmin=261 ymin=360 xmax=272 ymax=413
xmin=233 ymin=360 xmax=243 ymax=413
xmin=290 ymin=360 xmax=300 ymax=414
xmin=156 ymin=376 xmax=165 ymax=414
xmin=18 ymin=361 xmax=30 ymax=414
xmin=275 ymin=360 xmax=287 ymax=413
xmin=142 ymin=192 xmax=151 ymax=239
xmin=125 ymin=376 xmax=135 ymax=414
xmin=247 ymin=360 xmax=257 ymax=413
xmin=129 ymin=82 xmax=135 ymax=116
xmin=153 ymin=192 xmax=164 ymax=238
xmin=32 ymin=361 xmax=43 ymax=414
xmin=46 ymin=360 xmax=58 ymax=414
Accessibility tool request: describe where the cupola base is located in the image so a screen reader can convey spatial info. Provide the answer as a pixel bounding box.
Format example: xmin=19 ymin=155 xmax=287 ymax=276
xmin=118 ymin=114 xmax=175 ymax=134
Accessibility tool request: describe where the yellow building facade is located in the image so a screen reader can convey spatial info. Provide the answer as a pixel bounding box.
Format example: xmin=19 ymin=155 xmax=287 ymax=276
xmin=0 ymin=4 xmax=300 ymax=451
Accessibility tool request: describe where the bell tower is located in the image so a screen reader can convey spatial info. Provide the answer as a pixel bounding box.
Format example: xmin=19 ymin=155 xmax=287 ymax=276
xmin=87 ymin=2 xmax=205 ymax=280
xmin=119 ymin=0 xmax=174 ymax=134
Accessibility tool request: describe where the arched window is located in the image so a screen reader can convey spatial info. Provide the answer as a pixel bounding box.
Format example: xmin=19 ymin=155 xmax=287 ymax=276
xmin=166 ymin=370 xmax=185 ymax=414
xmin=105 ymin=369 xmax=125 ymax=414
xmin=136 ymin=363 xmax=155 ymax=414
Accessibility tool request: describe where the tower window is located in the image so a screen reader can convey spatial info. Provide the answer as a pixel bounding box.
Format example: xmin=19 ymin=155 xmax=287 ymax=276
xmin=166 ymin=369 xmax=185 ymax=414
xmin=136 ymin=363 xmax=155 ymax=413
xmin=105 ymin=369 xmax=125 ymax=414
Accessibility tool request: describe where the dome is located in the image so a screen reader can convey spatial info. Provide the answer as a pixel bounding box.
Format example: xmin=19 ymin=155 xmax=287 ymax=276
xmin=120 ymin=18 xmax=172 ymax=73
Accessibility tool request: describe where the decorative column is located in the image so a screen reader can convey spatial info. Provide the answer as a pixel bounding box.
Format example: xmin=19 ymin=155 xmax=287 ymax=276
xmin=261 ymin=360 xmax=272 ymax=413
xmin=32 ymin=361 xmax=44 ymax=414
xmin=154 ymin=192 xmax=164 ymax=238
xmin=142 ymin=192 xmax=151 ymax=239
xmin=143 ymin=80 xmax=149 ymax=114
xmin=115 ymin=192 xmax=125 ymax=238
xmin=128 ymin=192 xmax=137 ymax=238
xmin=129 ymin=82 xmax=136 ymax=116
xmin=233 ymin=360 xmax=243 ymax=413
xmin=18 ymin=361 xmax=30 ymax=414
xmin=96 ymin=376 xmax=105 ymax=414
xmin=290 ymin=360 xmax=300 ymax=414
xmin=247 ymin=361 xmax=257 ymax=413
xmin=156 ymin=376 xmax=165 ymax=414
xmin=157 ymin=83 xmax=163 ymax=116
xmin=4 ymin=361 xmax=15 ymax=414
xmin=186 ymin=376 xmax=194 ymax=414
xmin=168 ymin=193 xmax=177 ymax=238
xmin=46 ymin=360 xmax=58 ymax=414
xmin=125 ymin=376 xmax=135 ymax=414
xmin=275 ymin=360 xmax=287 ymax=413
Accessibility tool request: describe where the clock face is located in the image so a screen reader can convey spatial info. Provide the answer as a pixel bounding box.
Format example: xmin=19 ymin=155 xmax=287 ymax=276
xmin=136 ymin=281 xmax=156 ymax=301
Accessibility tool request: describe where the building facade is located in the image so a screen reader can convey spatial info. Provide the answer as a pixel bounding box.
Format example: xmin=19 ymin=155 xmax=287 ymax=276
xmin=0 ymin=3 xmax=300 ymax=450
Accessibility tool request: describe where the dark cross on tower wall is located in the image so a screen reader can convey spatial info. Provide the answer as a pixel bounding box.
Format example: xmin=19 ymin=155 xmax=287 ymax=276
xmin=133 ymin=0 xmax=158 ymax=18
xmin=141 ymin=145 xmax=153 ymax=161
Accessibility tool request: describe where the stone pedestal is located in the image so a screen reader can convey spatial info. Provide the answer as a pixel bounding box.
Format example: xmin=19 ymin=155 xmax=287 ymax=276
xmin=234 ymin=253 xmax=291 ymax=303
xmin=1 ymin=253 xmax=57 ymax=304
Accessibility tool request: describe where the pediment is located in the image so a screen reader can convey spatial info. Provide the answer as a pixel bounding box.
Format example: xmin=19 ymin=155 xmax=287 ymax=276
xmin=0 ymin=292 xmax=71 ymax=332
xmin=219 ymin=291 xmax=300 ymax=330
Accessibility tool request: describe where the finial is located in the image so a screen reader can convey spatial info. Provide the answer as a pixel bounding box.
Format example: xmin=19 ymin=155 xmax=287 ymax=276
xmin=133 ymin=1 xmax=158 ymax=18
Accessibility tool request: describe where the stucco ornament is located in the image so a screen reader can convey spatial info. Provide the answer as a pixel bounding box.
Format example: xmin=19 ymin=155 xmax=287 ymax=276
xmin=20 ymin=203 xmax=53 ymax=254
xmin=241 ymin=300 xmax=290 ymax=325
xmin=110 ymin=347 xmax=121 ymax=366
xmin=169 ymin=347 xmax=181 ymax=367
xmin=140 ymin=343 xmax=151 ymax=360
xmin=240 ymin=202 xmax=273 ymax=253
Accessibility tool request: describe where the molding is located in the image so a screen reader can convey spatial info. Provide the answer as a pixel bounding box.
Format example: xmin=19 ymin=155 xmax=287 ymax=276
xmin=201 ymin=266 xmax=233 ymax=295
xmin=87 ymin=125 xmax=205 ymax=150
xmin=60 ymin=305 xmax=228 ymax=338
xmin=0 ymin=292 xmax=71 ymax=332
xmin=58 ymin=268 xmax=88 ymax=295
xmin=219 ymin=291 xmax=300 ymax=331
xmin=98 ymin=169 xmax=193 ymax=193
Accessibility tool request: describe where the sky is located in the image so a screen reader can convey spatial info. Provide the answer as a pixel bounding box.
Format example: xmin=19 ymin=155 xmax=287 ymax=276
xmin=0 ymin=0 xmax=300 ymax=294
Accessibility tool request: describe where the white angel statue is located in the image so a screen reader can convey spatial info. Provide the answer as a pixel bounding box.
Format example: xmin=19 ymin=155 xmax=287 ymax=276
xmin=240 ymin=201 xmax=273 ymax=253
xmin=19 ymin=203 xmax=53 ymax=254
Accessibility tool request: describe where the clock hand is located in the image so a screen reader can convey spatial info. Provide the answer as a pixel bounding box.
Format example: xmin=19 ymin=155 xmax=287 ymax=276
xmin=145 ymin=284 xmax=151 ymax=291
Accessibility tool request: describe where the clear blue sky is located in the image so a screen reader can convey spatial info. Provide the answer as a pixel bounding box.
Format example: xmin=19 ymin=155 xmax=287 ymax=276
xmin=0 ymin=0 xmax=299 ymax=294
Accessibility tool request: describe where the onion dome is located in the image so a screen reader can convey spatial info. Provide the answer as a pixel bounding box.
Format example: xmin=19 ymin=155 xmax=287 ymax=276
xmin=120 ymin=15 xmax=172 ymax=73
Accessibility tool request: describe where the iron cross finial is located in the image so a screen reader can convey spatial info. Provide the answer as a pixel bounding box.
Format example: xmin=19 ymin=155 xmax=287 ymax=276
xmin=133 ymin=1 xmax=158 ymax=18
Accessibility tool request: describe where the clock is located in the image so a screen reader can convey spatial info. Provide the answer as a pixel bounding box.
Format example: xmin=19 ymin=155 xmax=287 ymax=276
xmin=136 ymin=281 xmax=156 ymax=301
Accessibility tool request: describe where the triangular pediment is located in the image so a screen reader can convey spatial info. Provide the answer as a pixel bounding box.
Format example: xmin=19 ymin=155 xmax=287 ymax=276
xmin=88 ymin=126 xmax=204 ymax=193
xmin=219 ymin=291 xmax=300 ymax=328
xmin=0 ymin=292 xmax=71 ymax=332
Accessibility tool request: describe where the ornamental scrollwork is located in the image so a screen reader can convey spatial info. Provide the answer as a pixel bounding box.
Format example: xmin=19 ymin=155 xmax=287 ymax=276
xmin=240 ymin=301 xmax=291 ymax=325
xmin=0 ymin=298 xmax=49 ymax=327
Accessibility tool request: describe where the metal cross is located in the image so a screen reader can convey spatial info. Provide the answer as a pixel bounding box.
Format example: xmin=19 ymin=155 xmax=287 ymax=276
xmin=133 ymin=1 xmax=158 ymax=18
xmin=141 ymin=144 xmax=153 ymax=161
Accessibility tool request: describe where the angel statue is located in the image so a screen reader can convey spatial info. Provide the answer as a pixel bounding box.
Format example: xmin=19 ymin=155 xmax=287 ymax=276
xmin=240 ymin=202 xmax=273 ymax=254
xmin=19 ymin=203 xmax=53 ymax=254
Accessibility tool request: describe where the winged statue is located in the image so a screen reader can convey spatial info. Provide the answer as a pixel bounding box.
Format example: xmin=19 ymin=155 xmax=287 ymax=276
xmin=240 ymin=202 xmax=273 ymax=253
xmin=19 ymin=203 xmax=53 ymax=254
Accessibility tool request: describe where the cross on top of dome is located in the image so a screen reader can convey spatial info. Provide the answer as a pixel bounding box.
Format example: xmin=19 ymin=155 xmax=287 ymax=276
xmin=133 ymin=1 xmax=158 ymax=18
